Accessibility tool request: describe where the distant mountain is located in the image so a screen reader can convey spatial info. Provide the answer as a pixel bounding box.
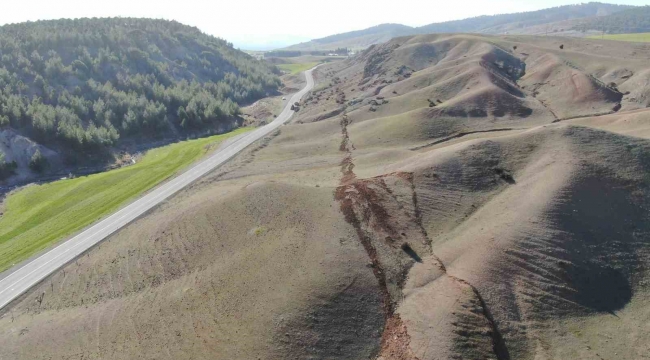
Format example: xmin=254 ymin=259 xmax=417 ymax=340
xmin=575 ymin=5 xmax=650 ymax=33
xmin=418 ymin=2 xmax=632 ymax=34
xmin=232 ymin=35 xmax=313 ymax=51
xmin=284 ymin=24 xmax=415 ymax=51
xmin=282 ymin=2 xmax=635 ymax=51
xmin=310 ymin=24 xmax=415 ymax=46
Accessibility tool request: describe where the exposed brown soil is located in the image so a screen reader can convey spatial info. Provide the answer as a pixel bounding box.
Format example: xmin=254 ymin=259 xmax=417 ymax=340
xmin=378 ymin=315 xmax=420 ymax=360
xmin=335 ymin=106 xmax=420 ymax=359
xmin=2 ymin=33 xmax=650 ymax=360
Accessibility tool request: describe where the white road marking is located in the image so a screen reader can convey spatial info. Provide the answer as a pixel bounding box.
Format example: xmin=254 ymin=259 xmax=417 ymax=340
xmin=0 ymin=66 xmax=319 ymax=310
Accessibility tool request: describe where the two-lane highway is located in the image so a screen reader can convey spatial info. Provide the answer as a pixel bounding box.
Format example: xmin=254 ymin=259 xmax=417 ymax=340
xmin=0 ymin=66 xmax=319 ymax=311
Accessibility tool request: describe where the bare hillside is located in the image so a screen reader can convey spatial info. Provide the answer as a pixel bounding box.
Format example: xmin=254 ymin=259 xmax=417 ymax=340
xmin=1 ymin=33 xmax=650 ymax=359
xmin=283 ymin=2 xmax=632 ymax=51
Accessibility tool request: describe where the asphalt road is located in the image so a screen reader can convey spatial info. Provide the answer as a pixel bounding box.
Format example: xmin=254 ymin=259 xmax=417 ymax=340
xmin=0 ymin=66 xmax=319 ymax=311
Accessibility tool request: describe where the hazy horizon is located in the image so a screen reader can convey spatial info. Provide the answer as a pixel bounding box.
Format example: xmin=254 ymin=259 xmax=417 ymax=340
xmin=1 ymin=0 xmax=649 ymax=50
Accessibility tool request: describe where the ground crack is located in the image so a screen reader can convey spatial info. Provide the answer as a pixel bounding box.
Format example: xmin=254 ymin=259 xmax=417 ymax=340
xmin=399 ymin=171 xmax=510 ymax=360
xmin=335 ymin=112 xmax=419 ymax=360
xmin=410 ymin=128 xmax=517 ymax=151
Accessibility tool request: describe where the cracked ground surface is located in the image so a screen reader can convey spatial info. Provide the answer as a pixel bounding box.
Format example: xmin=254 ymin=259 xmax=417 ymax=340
xmin=2 ymin=34 xmax=650 ymax=359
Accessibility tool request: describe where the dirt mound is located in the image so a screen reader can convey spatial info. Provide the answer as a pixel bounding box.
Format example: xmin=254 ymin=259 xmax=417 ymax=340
xmin=566 ymin=108 xmax=650 ymax=138
xmin=392 ymin=125 xmax=650 ymax=359
xmin=520 ymin=53 xmax=622 ymax=119
xmin=0 ymin=180 xmax=386 ymax=359
xmin=432 ymin=85 xmax=534 ymax=118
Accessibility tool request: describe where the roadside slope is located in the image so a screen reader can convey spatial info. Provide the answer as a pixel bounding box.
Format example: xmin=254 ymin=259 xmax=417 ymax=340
xmin=0 ymin=67 xmax=317 ymax=312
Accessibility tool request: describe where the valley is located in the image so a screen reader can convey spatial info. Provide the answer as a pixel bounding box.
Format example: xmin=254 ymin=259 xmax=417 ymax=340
xmin=1 ymin=30 xmax=649 ymax=359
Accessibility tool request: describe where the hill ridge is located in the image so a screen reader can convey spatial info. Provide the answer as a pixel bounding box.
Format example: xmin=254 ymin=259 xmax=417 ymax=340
xmin=282 ymin=2 xmax=634 ymax=51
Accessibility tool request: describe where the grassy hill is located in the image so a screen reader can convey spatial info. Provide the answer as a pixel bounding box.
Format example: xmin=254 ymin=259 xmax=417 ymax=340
xmin=589 ymin=32 xmax=650 ymax=42
xmin=283 ymin=2 xmax=633 ymax=51
xmin=0 ymin=18 xmax=279 ymax=179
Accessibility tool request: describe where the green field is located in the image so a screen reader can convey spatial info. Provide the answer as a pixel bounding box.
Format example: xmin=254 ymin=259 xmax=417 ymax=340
xmin=276 ymin=62 xmax=319 ymax=74
xmin=589 ymin=32 xmax=650 ymax=42
xmin=0 ymin=127 xmax=252 ymax=272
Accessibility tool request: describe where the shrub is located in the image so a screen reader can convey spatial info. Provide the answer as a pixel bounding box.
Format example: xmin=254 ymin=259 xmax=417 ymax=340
xmin=0 ymin=152 xmax=17 ymax=180
xmin=29 ymin=149 xmax=48 ymax=173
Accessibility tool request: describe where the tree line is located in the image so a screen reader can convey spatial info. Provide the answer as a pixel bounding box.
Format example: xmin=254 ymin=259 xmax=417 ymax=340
xmin=264 ymin=48 xmax=349 ymax=58
xmin=574 ymin=6 xmax=650 ymax=34
xmin=0 ymin=18 xmax=281 ymax=156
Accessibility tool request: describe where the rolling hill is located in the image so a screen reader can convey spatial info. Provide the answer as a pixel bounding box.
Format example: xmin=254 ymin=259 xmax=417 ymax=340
xmin=283 ymin=2 xmax=634 ymax=51
xmin=286 ymin=24 xmax=416 ymax=52
xmin=3 ymin=32 xmax=650 ymax=359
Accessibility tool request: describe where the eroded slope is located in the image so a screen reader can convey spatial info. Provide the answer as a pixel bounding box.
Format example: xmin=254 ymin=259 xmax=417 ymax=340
xmin=2 ymin=34 xmax=650 ymax=360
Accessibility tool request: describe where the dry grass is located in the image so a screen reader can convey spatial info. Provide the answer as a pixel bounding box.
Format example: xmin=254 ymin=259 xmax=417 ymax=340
xmin=276 ymin=62 xmax=319 ymax=74
xmin=3 ymin=33 xmax=650 ymax=360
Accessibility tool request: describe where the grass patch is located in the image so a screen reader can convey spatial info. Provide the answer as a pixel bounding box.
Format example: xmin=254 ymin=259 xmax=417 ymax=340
xmin=588 ymin=32 xmax=650 ymax=42
xmin=277 ymin=62 xmax=319 ymax=74
xmin=0 ymin=127 xmax=252 ymax=272
xmin=252 ymin=226 xmax=267 ymax=236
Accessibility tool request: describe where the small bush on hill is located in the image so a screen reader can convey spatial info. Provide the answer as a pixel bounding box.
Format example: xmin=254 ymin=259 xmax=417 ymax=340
xmin=0 ymin=152 xmax=17 ymax=179
xmin=29 ymin=149 xmax=48 ymax=173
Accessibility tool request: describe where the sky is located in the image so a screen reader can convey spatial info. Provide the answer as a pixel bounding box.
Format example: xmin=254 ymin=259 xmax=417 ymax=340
xmin=0 ymin=0 xmax=648 ymax=50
